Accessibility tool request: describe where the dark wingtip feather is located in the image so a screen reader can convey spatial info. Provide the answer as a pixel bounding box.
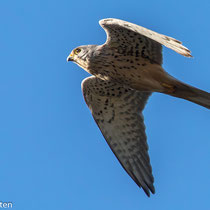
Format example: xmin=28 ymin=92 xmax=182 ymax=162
xmin=142 ymin=187 xmax=150 ymax=197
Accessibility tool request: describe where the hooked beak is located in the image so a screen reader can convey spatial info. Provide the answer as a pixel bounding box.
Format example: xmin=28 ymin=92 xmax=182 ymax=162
xmin=67 ymin=54 xmax=74 ymax=62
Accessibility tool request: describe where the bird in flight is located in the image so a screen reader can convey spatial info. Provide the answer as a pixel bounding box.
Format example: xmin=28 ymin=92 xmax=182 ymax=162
xmin=67 ymin=18 xmax=210 ymax=197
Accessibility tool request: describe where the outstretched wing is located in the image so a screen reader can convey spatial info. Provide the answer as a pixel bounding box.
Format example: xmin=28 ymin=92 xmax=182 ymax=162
xmin=82 ymin=76 xmax=154 ymax=196
xmin=99 ymin=18 xmax=192 ymax=65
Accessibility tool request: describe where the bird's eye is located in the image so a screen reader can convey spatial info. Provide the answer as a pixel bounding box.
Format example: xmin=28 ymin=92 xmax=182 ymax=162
xmin=74 ymin=48 xmax=81 ymax=55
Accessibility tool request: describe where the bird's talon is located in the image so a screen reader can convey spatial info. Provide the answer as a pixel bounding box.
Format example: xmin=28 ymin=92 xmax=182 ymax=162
xmin=161 ymin=83 xmax=176 ymax=93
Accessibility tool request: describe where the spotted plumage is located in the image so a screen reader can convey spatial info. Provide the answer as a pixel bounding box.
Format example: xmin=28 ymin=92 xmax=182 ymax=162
xmin=82 ymin=76 xmax=153 ymax=196
xmin=67 ymin=18 xmax=210 ymax=197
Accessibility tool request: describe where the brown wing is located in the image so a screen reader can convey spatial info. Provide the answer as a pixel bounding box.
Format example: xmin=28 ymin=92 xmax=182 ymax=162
xmin=82 ymin=76 xmax=154 ymax=196
xmin=99 ymin=18 xmax=192 ymax=65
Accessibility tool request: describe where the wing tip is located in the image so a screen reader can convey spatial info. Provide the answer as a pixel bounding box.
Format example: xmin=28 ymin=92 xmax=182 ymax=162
xmin=180 ymin=45 xmax=193 ymax=57
xmin=134 ymin=174 xmax=155 ymax=197
xmin=142 ymin=184 xmax=155 ymax=197
xmin=164 ymin=35 xmax=193 ymax=57
xmin=181 ymin=49 xmax=193 ymax=58
xmin=185 ymin=54 xmax=193 ymax=58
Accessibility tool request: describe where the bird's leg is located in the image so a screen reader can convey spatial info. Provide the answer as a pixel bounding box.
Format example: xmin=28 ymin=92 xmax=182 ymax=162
xmin=161 ymin=83 xmax=176 ymax=93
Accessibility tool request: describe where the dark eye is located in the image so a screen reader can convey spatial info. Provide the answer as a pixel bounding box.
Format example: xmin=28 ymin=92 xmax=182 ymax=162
xmin=74 ymin=48 xmax=81 ymax=55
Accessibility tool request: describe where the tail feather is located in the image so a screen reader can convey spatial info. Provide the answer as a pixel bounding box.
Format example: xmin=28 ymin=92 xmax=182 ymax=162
xmin=167 ymin=81 xmax=210 ymax=109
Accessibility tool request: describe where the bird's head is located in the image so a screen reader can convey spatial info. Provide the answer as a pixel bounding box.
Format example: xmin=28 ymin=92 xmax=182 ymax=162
xmin=67 ymin=45 xmax=98 ymax=70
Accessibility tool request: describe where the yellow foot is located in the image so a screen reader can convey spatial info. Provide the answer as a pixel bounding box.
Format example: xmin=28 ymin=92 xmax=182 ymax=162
xmin=161 ymin=83 xmax=176 ymax=93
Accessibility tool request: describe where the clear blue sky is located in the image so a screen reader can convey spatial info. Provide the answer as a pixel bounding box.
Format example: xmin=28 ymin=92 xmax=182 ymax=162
xmin=0 ymin=0 xmax=210 ymax=209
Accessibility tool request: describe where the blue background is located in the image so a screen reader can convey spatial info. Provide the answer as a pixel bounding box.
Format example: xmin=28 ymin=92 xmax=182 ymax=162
xmin=0 ymin=0 xmax=210 ymax=209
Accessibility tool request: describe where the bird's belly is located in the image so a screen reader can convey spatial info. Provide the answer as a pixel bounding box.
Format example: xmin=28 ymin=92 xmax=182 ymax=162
xmin=92 ymin=62 xmax=166 ymax=92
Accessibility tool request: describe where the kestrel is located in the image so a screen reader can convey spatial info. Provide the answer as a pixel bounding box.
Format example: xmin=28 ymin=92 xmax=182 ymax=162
xmin=67 ymin=18 xmax=210 ymax=196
